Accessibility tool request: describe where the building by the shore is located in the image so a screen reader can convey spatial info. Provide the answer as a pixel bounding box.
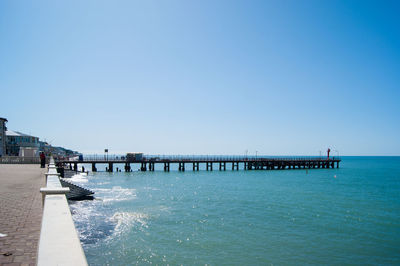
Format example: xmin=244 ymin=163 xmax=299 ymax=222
xmin=0 ymin=116 xmax=79 ymax=158
xmin=0 ymin=117 xmax=7 ymax=156
xmin=6 ymin=130 xmax=40 ymax=156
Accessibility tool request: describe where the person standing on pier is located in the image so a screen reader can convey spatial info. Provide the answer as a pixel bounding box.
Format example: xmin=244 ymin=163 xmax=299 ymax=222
xmin=40 ymin=152 xmax=46 ymax=168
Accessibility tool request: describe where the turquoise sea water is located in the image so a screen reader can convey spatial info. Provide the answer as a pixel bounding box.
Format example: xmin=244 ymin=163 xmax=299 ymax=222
xmin=70 ymin=157 xmax=400 ymax=265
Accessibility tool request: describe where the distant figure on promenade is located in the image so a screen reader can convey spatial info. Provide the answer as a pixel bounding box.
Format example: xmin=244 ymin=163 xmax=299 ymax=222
xmin=40 ymin=152 xmax=46 ymax=168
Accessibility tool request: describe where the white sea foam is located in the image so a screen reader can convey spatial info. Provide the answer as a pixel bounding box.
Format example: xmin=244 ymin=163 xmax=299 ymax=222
xmin=97 ymin=181 xmax=111 ymax=185
xmin=69 ymin=201 xmax=100 ymax=224
xmin=109 ymin=211 xmax=149 ymax=236
xmin=96 ymin=186 xmax=137 ymax=202
xmin=143 ymin=186 xmax=161 ymax=191
xmin=70 ymin=173 xmax=89 ymax=183
xmin=69 ymin=200 xmax=117 ymax=245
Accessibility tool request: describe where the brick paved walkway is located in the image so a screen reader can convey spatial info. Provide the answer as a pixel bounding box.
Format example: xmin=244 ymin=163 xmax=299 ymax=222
xmin=0 ymin=164 xmax=45 ymax=266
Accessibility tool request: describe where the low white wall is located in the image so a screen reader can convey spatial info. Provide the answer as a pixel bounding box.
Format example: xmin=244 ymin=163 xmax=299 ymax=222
xmin=37 ymin=159 xmax=88 ymax=266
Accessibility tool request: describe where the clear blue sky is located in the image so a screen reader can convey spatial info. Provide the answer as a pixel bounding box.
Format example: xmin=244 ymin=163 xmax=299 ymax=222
xmin=1 ymin=0 xmax=399 ymax=155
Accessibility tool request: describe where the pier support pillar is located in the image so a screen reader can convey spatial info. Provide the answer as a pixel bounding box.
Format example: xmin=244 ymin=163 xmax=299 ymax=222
xmin=219 ymin=162 xmax=226 ymax=171
xmin=125 ymin=163 xmax=131 ymax=172
xmin=141 ymin=162 xmax=147 ymax=171
xmin=232 ymin=162 xmax=239 ymax=170
xmin=108 ymin=163 xmax=113 ymax=172
xmin=193 ymin=162 xmax=199 ymax=171
xmin=149 ymin=162 xmax=155 ymax=171
xmin=164 ymin=162 xmax=170 ymax=172
xmin=178 ymin=162 xmax=185 ymax=171
xmin=92 ymin=163 xmax=97 ymax=172
xmin=206 ymin=162 xmax=213 ymax=171
xmin=337 ymin=161 xmax=339 ymax=168
xmin=73 ymin=163 xmax=77 ymax=172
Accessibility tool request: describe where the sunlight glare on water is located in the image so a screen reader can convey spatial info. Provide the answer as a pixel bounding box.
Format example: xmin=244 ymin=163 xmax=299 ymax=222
xmin=69 ymin=157 xmax=400 ymax=265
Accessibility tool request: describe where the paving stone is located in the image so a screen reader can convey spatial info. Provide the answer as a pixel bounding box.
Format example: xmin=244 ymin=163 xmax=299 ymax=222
xmin=0 ymin=164 xmax=45 ymax=265
xmin=0 ymin=255 xmax=13 ymax=264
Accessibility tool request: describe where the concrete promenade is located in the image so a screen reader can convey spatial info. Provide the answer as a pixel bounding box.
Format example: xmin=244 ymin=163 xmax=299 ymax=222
xmin=0 ymin=164 xmax=45 ymax=265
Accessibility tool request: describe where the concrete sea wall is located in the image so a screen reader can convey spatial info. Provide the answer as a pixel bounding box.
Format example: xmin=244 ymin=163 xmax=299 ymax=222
xmin=37 ymin=159 xmax=88 ymax=266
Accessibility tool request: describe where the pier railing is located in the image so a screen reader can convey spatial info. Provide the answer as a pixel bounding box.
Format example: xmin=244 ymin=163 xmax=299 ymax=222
xmin=0 ymin=156 xmax=49 ymax=164
xmin=69 ymin=154 xmax=340 ymax=162
xmin=142 ymin=155 xmax=341 ymax=162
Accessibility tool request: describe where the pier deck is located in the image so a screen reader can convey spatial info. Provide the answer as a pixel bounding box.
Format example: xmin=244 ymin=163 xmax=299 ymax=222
xmin=57 ymin=156 xmax=341 ymax=172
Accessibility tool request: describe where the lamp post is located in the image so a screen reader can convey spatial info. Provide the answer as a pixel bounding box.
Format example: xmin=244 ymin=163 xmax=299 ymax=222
xmin=105 ymin=149 xmax=109 ymax=161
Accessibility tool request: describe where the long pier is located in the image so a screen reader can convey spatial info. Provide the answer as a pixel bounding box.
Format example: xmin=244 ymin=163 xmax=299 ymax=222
xmin=57 ymin=156 xmax=341 ymax=173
